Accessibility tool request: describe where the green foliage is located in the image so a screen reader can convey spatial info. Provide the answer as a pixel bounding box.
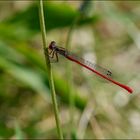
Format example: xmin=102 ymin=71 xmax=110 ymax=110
xmin=14 ymin=121 xmax=25 ymax=139
xmin=0 ymin=1 xmax=139 ymax=139
xmin=0 ymin=2 xmax=99 ymax=42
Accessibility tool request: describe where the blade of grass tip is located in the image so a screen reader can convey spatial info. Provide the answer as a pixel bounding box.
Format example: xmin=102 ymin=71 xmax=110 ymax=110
xmin=77 ymin=101 xmax=94 ymax=139
xmin=38 ymin=0 xmax=63 ymax=139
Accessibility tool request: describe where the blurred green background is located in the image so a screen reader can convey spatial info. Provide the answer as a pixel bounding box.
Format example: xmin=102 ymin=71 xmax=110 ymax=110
xmin=0 ymin=1 xmax=140 ymax=139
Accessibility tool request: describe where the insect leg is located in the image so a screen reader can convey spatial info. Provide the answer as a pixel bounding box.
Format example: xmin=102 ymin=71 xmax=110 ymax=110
xmin=56 ymin=52 xmax=59 ymax=62
xmin=49 ymin=49 xmax=53 ymax=54
xmin=49 ymin=50 xmax=56 ymax=58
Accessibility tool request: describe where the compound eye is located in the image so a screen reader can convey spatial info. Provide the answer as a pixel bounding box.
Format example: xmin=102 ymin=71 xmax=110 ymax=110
xmin=49 ymin=41 xmax=56 ymax=49
xmin=52 ymin=41 xmax=56 ymax=48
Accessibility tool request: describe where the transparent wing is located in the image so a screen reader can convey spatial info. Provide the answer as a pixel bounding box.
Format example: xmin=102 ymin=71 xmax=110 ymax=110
xmin=66 ymin=51 xmax=112 ymax=78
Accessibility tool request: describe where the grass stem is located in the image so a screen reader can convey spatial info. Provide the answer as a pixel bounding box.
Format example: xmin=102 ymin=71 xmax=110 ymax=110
xmin=38 ymin=1 xmax=63 ymax=139
xmin=65 ymin=16 xmax=80 ymax=137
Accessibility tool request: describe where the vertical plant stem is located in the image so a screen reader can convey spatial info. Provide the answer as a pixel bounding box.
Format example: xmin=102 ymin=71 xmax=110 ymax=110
xmin=38 ymin=1 xmax=63 ymax=139
xmin=65 ymin=16 xmax=80 ymax=137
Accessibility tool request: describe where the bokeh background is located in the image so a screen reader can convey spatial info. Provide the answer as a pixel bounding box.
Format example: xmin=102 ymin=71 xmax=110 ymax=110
xmin=0 ymin=1 xmax=140 ymax=139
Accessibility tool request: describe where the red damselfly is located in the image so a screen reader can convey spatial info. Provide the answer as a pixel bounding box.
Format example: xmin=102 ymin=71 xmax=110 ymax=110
xmin=47 ymin=41 xmax=133 ymax=94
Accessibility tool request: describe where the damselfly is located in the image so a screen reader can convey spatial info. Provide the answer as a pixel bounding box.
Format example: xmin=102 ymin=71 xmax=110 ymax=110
xmin=47 ymin=41 xmax=133 ymax=94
